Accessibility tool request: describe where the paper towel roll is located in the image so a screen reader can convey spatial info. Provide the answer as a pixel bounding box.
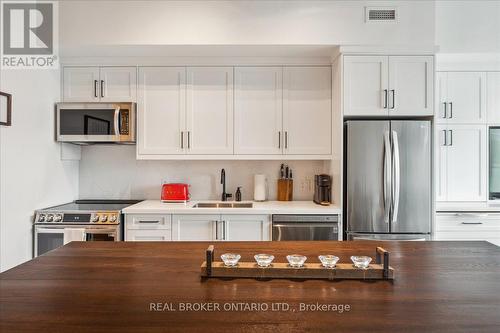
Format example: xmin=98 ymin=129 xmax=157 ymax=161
xmin=254 ymin=174 xmax=267 ymax=201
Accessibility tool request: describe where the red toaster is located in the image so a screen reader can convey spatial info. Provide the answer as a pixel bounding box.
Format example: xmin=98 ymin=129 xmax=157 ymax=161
xmin=161 ymin=183 xmax=190 ymax=203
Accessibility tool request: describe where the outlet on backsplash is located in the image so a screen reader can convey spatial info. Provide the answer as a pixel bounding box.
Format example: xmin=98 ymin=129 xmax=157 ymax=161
xmin=300 ymin=176 xmax=314 ymax=193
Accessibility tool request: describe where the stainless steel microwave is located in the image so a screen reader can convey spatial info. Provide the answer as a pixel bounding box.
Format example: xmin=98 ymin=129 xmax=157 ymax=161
xmin=56 ymin=102 xmax=136 ymax=144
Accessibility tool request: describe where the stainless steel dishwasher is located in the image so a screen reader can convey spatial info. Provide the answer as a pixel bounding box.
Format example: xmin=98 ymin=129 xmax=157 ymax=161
xmin=272 ymin=215 xmax=339 ymax=241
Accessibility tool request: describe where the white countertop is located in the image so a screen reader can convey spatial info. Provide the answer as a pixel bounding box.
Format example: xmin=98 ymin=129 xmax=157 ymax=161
xmin=436 ymin=202 xmax=500 ymax=212
xmin=122 ymin=200 xmax=342 ymax=215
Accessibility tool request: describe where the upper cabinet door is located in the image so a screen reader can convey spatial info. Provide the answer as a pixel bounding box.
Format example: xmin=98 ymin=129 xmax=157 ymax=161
xmin=343 ymin=56 xmax=389 ymax=117
xmin=446 ymin=72 xmax=487 ymax=124
xmin=137 ymin=67 xmax=186 ymax=155
xmin=100 ymin=67 xmax=137 ymax=102
xmin=283 ymin=66 xmax=332 ymax=155
xmin=446 ymin=125 xmax=487 ymax=201
xmin=487 ymin=72 xmax=500 ymax=123
xmin=63 ymin=67 xmax=100 ymax=102
xmin=435 ymin=72 xmax=448 ymax=124
xmin=388 ymin=56 xmax=433 ymax=117
xmin=186 ymin=67 xmax=234 ymax=155
xmin=234 ymin=67 xmax=283 ymax=155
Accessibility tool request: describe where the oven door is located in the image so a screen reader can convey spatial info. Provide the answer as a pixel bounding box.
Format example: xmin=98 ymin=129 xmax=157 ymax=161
xmin=34 ymin=225 xmax=119 ymax=257
xmin=56 ymin=102 xmax=135 ymax=143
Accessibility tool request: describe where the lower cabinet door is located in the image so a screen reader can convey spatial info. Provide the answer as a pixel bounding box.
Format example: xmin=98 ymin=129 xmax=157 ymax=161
xmin=172 ymin=214 xmax=219 ymax=241
xmin=223 ymin=215 xmax=271 ymax=241
xmin=126 ymin=229 xmax=171 ymax=241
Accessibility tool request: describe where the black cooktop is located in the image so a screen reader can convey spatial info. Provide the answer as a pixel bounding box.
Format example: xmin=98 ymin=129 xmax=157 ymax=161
xmin=42 ymin=200 xmax=142 ymax=212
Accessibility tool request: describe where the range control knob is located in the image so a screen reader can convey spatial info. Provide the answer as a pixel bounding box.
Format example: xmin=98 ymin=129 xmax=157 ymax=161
xmin=46 ymin=214 xmax=54 ymax=222
xmin=109 ymin=215 xmax=117 ymax=223
xmin=53 ymin=214 xmax=62 ymax=222
xmin=38 ymin=214 xmax=46 ymax=222
xmin=100 ymin=215 xmax=108 ymax=223
xmin=91 ymin=215 xmax=100 ymax=223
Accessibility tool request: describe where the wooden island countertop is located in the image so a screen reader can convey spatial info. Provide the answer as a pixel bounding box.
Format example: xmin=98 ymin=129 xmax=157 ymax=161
xmin=1 ymin=241 xmax=499 ymax=333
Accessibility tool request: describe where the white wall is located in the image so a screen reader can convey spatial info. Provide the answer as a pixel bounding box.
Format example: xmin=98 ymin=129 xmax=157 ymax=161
xmin=435 ymin=0 xmax=500 ymax=53
xmin=59 ymin=0 xmax=435 ymax=48
xmin=0 ymin=70 xmax=79 ymax=272
xmin=79 ymin=146 xmax=326 ymax=202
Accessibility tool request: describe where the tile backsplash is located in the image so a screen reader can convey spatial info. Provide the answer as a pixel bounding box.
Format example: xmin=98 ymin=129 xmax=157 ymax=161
xmin=79 ymin=146 xmax=327 ymax=201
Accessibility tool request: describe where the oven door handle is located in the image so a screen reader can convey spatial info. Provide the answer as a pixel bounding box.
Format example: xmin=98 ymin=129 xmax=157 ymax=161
xmin=35 ymin=227 xmax=66 ymax=233
xmin=113 ymin=107 xmax=121 ymax=136
xmin=84 ymin=228 xmax=117 ymax=234
xmin=273 ymin=223 xmax=338 ymax=228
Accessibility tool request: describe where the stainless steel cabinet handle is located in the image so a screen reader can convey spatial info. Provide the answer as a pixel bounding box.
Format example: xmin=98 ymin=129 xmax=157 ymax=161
xmin=278 ymin=132 xmax=281 ymax=149
xmin=442 ymin=130 xmax=447 ymax=146
xmin=285 ymin=131 xmax=288 ymax=149
xmin=187 ymin=131 xmax=191 ymax=149
xmin=180 ymin=131 xmax=184 ymax=149
xmin=443 ymin=102 xmax=447 ymax=119
xmin=448 ymin=130 xmax=453 ymax=146
xmin=94 ymin=80 xmax=98 ymax=98
xmin=100 ymin=80 xmax=104 ymax=98
xmin=390 ymin=90 xmax=395 ymax=109
xmin=391 ymin=130 xmax=400 ymax=224
xmin=223 ymin=221 xmax=226 ymax=240
xmin=383 ymin=131 xmax=392 ymax=224
xmin=448 ymin=102 xmax=453 ymax=119
xmin=461 ymin=222 xmax=483 ymax=225
xmin=384 ymin=89 xmax=388 ymax=109
xmin=138 ymin=220 xmax=160 ymax=224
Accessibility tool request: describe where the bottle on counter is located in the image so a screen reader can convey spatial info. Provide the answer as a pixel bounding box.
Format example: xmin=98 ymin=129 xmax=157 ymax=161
xmin=235 ymin=187 xmax=242 ymax=202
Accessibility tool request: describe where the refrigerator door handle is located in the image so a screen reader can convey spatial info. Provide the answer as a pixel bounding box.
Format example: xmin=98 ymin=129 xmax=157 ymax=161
xmin=391 ymin=130 xmax=401 ymax=224
xmin=383 ymin=131 xmax=392 ymax=224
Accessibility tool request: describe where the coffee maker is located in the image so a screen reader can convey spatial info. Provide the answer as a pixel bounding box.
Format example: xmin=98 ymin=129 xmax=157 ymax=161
xmin=313 ymin=174 xmax=332 ymax=206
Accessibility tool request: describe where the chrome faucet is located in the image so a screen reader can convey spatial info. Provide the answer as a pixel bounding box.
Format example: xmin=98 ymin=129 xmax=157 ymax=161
xmin=220 ymin=169 xmax=232 ymax=201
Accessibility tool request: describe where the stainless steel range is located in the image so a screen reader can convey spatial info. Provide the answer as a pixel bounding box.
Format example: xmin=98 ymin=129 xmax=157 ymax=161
xmin=34 ymin=200 xmax=141 ymax=257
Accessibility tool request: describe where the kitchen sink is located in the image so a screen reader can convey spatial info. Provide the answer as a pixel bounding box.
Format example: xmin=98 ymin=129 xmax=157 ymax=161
xmin=193 ymin=202 xmax=253 ymax=208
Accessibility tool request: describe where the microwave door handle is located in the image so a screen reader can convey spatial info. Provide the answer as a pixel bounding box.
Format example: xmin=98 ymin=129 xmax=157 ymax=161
xmin=113 ymin=107 xmax=121 ymax=136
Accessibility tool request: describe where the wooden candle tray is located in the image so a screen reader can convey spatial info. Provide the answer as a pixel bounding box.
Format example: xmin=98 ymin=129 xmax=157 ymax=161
xmin=201 ymin=245 xmax=394 ymax=280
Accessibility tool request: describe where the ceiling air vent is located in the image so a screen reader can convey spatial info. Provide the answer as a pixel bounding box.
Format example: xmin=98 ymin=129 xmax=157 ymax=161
xmin=365 ymin=7 xmax=397 ymax=23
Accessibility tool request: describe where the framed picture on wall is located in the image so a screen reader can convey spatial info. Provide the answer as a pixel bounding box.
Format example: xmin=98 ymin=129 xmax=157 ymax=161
xmin=0 ymin=91 xmax=12 ymax=126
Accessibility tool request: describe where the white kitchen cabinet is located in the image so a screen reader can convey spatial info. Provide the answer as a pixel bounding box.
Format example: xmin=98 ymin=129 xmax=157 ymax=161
xmin=63 ymin=67 xmax=100 ymax=102
xmin=234 ymin=67 xmax=283 ymax=155
xmin=343 ymin=56 xmax=388 ymax=117
xmin=435 ymin=124 xmax=487 ymax=202
xmin=435 ymin=125 xmax=448 ymax=202
xmin=100 ymin=67 xmax=137 ymax=102
xmin=126 ymin=229 xmax=171 ymax=241
xmin=124 ymin=214 xmax=172 ymax=241
xmin=436 ymin=72 xmax=486 ymax=124
xmin=137 ymin=67 xmax=186 ymax=155
xmin=343 ymin=55 xmax=433 ymax=117
xmin=388 ymin=56 xmax=433 ymax=116
xmin=63 ymin=66 xmax=137 ymax=102
xmin=172 ymin=214 xmax=219 ymax=241
xmin=283 ymin=66 xmax=331 ymax=155
xmin=171 ymin=214 xmax=271 ymax=241
xmin=434 ymin=213 xmax=500 ymax=245
xmin=223 ymin=215 xmax=271 ymax=241
xmin=186 ymin=67 xmax=234 ymax=154
xmin=487 ymin=72 xmax=500 ymax=123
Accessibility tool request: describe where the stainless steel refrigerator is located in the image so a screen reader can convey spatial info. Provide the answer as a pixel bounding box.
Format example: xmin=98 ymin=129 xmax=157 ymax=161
xmin=344 ymin=120 xmax=432 ymax=241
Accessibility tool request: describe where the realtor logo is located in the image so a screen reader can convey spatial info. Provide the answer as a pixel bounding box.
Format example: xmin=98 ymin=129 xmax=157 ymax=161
xmin=1 ymin=1 xmax=58 ymax=68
